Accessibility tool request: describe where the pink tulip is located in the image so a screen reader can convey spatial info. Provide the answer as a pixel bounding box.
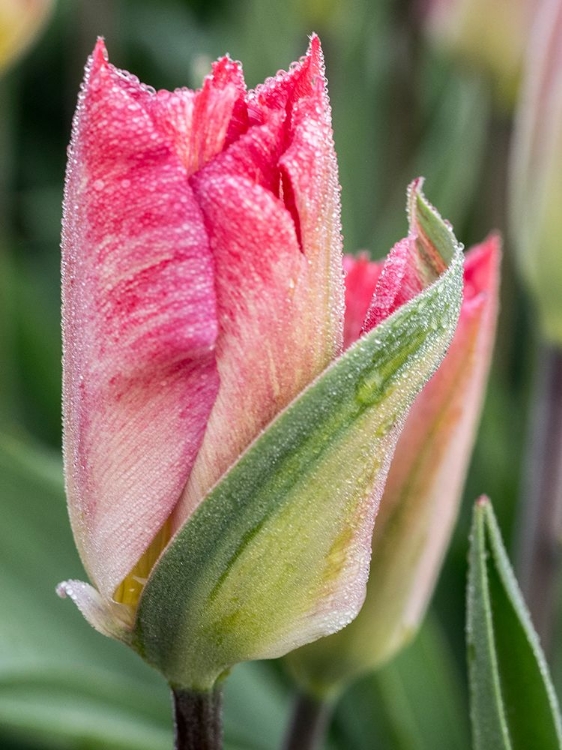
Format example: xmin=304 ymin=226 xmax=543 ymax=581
xmin=58 ymin=37 xmax=464 ymax=678
xmin=61 ymin=36 xmax=345 ymax=608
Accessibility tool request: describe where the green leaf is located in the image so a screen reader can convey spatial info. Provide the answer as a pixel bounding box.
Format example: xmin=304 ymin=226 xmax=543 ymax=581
xmin=467 ymin=497 xmax=562 ymax=750
xmin=135 ymin=184 xmax=464 ymax=691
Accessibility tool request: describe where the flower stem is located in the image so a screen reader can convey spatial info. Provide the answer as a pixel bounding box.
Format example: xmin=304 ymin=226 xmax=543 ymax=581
xmin=171 ymin=685 xmax=223 ymax=750
xmin=281 ymin=693 xmax=333 ymax=750
xmin=516 ymin=341 xmax=562 ymax=654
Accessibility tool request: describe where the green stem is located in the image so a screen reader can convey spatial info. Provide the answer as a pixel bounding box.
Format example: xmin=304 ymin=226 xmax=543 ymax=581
xmin=281 ymin=693 xmax=333 ymax=750
xmin=171 ymin=686 xmax=223 ymax=750
xmin=516 ymin=342 xmax=562 ymax=654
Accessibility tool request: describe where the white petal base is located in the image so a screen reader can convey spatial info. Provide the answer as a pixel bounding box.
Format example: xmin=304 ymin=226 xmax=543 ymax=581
xmin=57 ymin=579 xmax=134 ymax=643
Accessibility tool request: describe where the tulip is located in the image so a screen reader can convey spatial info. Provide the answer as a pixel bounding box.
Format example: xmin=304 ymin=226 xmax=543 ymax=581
xmin=0 ymin=0 xmax=53 ymax=74
xmin=510 ymin=0 xmax=562 ymax=345
xmin=286 ymin=235 xmax=500 ymax=697
xmin=57 ymin=37 xmax=464 ymax=697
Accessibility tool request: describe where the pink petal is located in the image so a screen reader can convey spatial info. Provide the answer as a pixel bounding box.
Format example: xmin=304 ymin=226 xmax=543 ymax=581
xmin=343 ymin=253 xmax=383 ymax=348
xmin=62 ymin=40 xmax=219 ymax=598
xmin=146 ymin=55 xmax=248 ymax=177
xmin=362 ymin=236 xmax=427 ymax=332
xmin=371 ymin=235 xmax=500 ymax=647
xmin=172 ymin=37 xmax=345 ymax=526
xmin=276 ymin=36 xmax=345 ymax=365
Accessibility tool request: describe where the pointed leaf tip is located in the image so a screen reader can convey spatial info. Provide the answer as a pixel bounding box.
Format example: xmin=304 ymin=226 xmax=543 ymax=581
xmin=468 ymin=497 xmax=562 ymax=750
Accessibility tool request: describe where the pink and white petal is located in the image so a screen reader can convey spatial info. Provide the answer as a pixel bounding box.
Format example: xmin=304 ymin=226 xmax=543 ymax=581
xmin=146 ymin=55 xmax=248 ymax=177
xmin=168 ymin=70 xmax=342 ymax=522
xmin=362 ymin=236 xmax=426 ymax=332
xmin=370 ymin=235 xmax=500 ymax=644
xmin=62 ymin=41 xmax=219 ymax=597
xmin=343 ymin=254 xmax=383 ymax=349
xmin=246 ymin=36 xmax=344 ymax=365
xmin=277 ymin=36 xmax=345 ymax=367
xmin=173 ymin=173 xmax=317 ymax=525
xmin=56 ymin=580 xmax=134 ymax=642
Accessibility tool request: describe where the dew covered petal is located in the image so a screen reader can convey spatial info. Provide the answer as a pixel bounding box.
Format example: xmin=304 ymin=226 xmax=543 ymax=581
xmin=173 ymin=37 xmax=345 ymax=524
xmin=61 ymin=40 xmax=219 ymax=598
xmin=343 ymin=254 xmax=383 ymax=349
xmin=56 ymin=579 xmax=134 ymax=642
xmin=146 ymin=54 xmax=247 ymax=177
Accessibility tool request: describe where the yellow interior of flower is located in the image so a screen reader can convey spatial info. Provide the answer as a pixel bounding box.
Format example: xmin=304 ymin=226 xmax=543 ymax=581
xmin=113 ymin=519 xmax=171 ymax=607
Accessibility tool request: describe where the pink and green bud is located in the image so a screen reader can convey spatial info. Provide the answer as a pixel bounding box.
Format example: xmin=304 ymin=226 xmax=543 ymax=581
xmin=286 ymin=236 xmax=500 ymax=697
xmin=510 ymin=0 xmax=562 ymax=344
xmin=58 ymin=38 xmax=464 ymax=691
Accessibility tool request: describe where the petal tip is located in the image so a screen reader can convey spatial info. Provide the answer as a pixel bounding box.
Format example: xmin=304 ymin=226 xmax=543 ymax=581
xmin=92 ymin=37 xmax=108 ymax=69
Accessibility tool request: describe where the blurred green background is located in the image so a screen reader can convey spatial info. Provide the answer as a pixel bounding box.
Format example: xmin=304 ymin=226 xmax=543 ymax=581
xmin=0 ymin=0 xmax=545 ymax=747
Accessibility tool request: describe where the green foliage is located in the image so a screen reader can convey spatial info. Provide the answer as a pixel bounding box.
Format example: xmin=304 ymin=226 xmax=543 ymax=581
xmin=467 ymin=497 xmax=562 ymax=750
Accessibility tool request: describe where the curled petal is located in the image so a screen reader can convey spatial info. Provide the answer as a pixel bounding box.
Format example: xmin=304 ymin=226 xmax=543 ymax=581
xmin=146 ymin=55 xmax=247 ymax=177
xmin=56 ymin=580 xmax=134 ymax=642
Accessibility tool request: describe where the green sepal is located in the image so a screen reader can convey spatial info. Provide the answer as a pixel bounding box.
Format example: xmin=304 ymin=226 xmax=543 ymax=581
xmin=467 ymin=497 xmax=562 ymax=750
xmin=133 ymin=184 xmax=464 ymax=691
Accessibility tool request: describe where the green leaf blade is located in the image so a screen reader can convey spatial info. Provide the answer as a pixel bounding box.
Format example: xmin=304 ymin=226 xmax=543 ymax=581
xmin=467 ymin=497 xmax=562 ymax=750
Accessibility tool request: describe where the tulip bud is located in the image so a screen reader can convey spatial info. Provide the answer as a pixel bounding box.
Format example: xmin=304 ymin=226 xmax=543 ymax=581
xmin=58 ymin=36 xmax=464 ymax=692
xmin=423 ymin=0 xmax=532 ymax=103
xmin=286 ymin=236 xmax=500 ymax=697
xmin=0 ymin=0 xmax=53 ymax=74
xmin=510 ymin=0 xmax=562 ymax=344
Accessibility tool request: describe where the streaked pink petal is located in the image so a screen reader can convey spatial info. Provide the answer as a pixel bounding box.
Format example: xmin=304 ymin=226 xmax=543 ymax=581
xmin=362 ymin=236 xmax=426 ymax=332
xmin=172 ymin=37 xmax=344 ymax=524
xmin=343 ymin=253 xmax=383 ymax=348
xmin=175 ymin=169 xmax=312 ymax=523
xmin=146 ymin=55 xmax=247 ymax=177
xmin=367 ymin=235 xmax=500 ymax=657
xmin=276 ymin=35 xmax=345 ymax=366
xmin=62 ymin=40 xmax=219 ymax=598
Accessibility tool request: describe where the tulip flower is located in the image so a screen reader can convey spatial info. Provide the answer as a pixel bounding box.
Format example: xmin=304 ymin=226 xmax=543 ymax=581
xmin=0 ymin=0 xmax=53 ymax=74
xmin=57 ymin=37 xmax=464 ymax=705
xmin=286 ymin=235 xmax=500 ymax=697
xmin=510 ymin=0 xmax=562 ymax=345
